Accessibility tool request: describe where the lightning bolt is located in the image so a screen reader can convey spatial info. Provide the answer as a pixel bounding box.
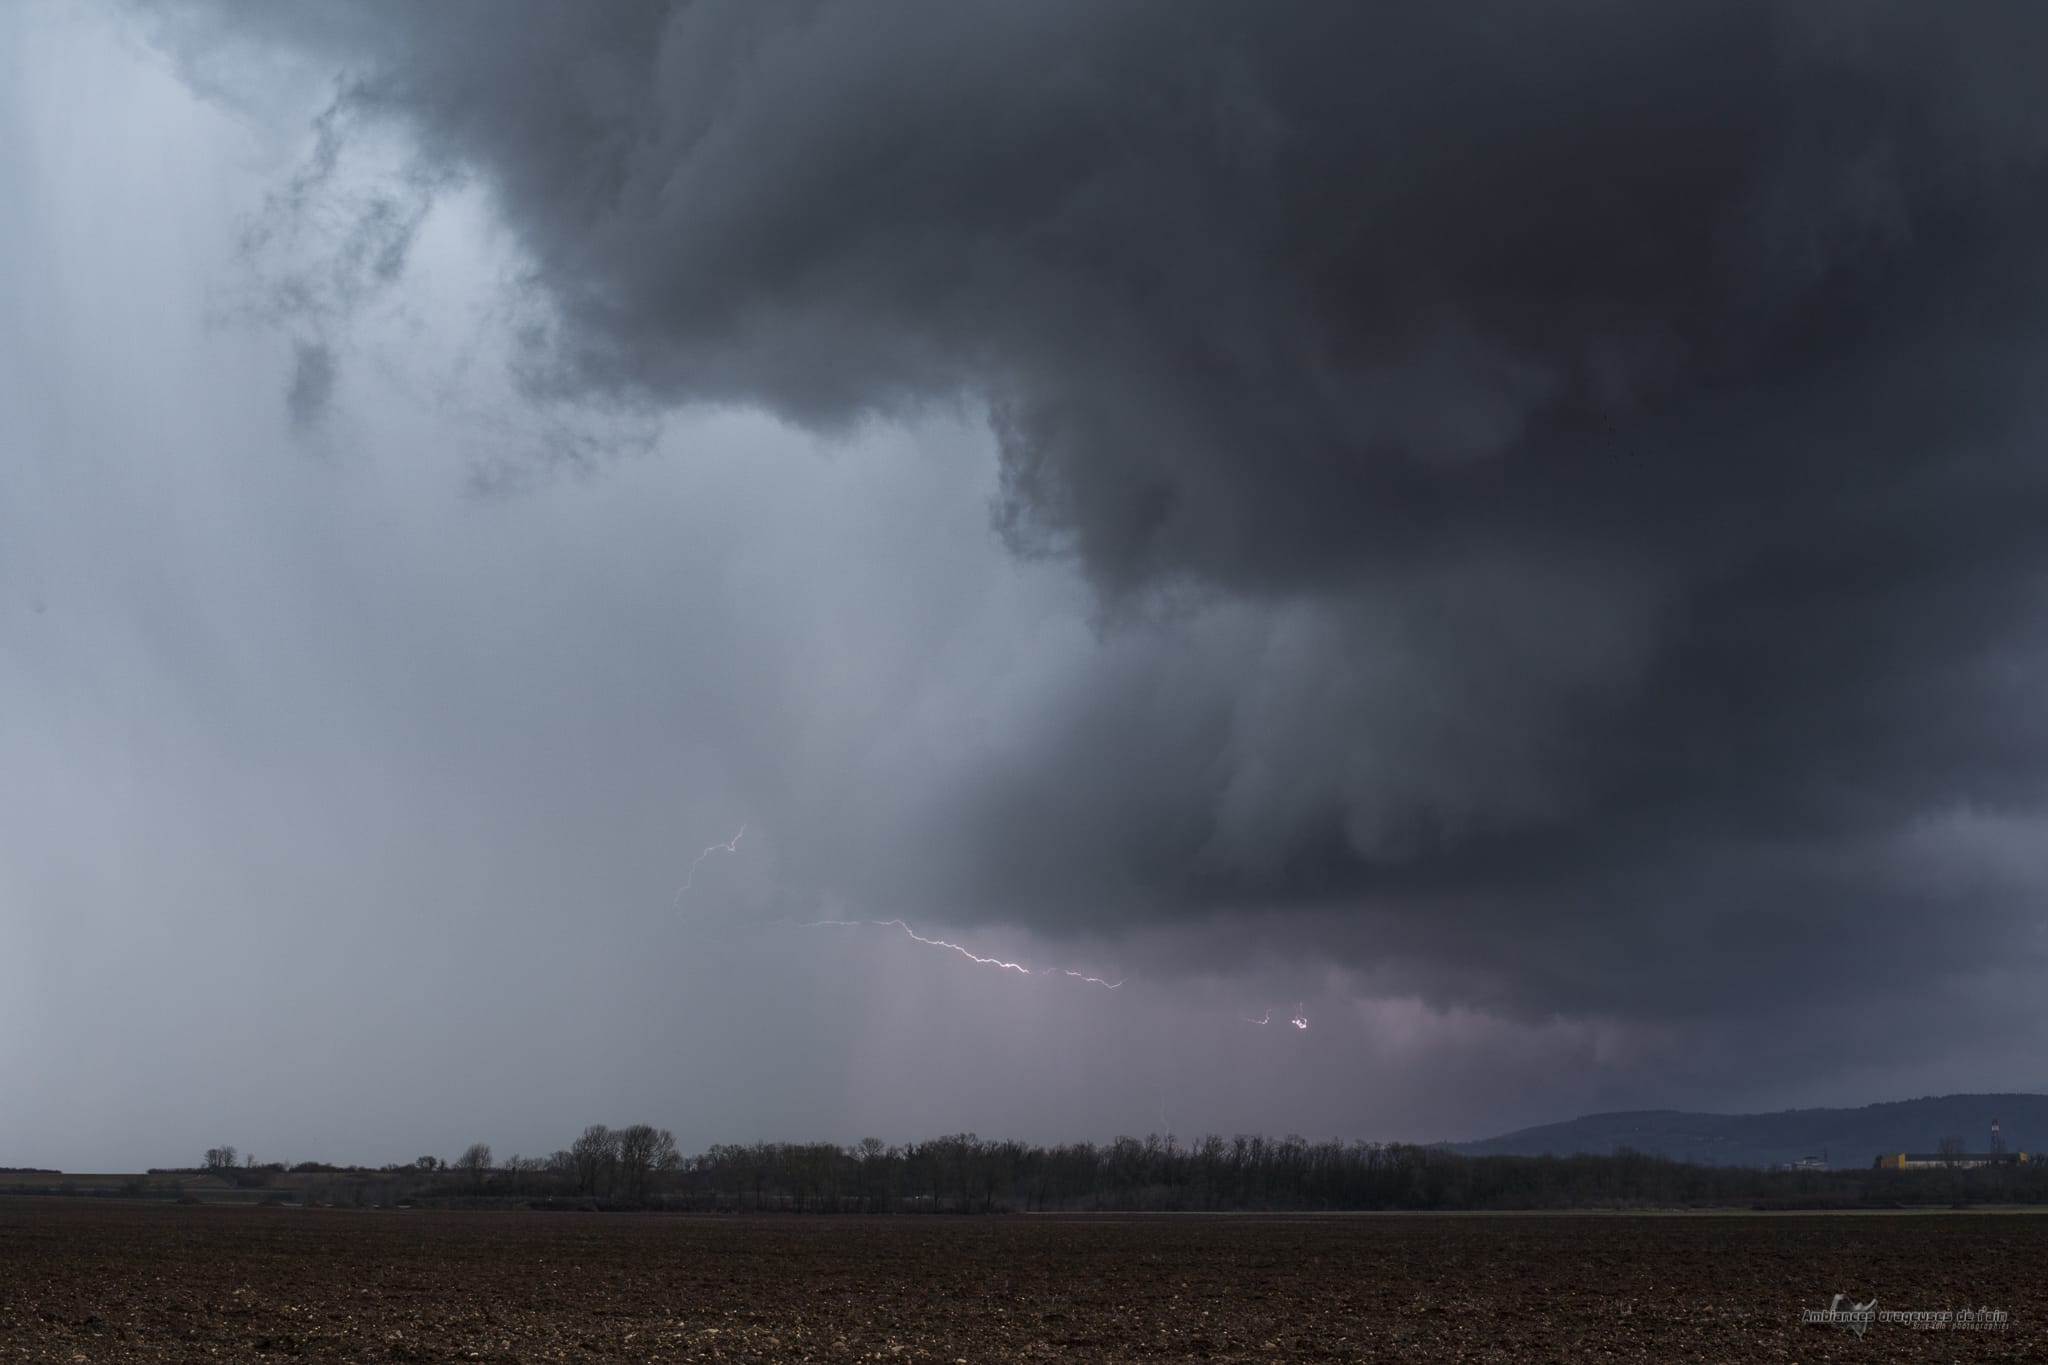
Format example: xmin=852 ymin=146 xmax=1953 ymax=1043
xmin=689 ymin=829 xmax=1313 ymax=1027
xmin=673 ymin=825 xmax=745 ymax=908
xmin=796 ymin=918 xmax=1126 ymax=989
xmin=791 ymin=916 xmax=1316 ymax=1030
xmin=1047 ymin=968 xmax=1129 ymax=989
xmin=879 ymin=919 xmax=1035 ymax=976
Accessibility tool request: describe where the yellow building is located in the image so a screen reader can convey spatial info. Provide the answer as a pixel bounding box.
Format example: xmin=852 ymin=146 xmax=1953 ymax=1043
xmin=1874 ymin=1151 xmax=2029 ymax=1170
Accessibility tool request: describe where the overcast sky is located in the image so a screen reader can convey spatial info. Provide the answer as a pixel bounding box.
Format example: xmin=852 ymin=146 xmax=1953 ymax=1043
xmin=8 ymin=1 xmax=2048 ymax=1171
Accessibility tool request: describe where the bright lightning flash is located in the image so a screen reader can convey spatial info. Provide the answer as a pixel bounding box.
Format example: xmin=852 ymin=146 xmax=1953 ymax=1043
xmin=799 ymin=918 xmax=1126 ymax=989
xmin=795 ymin=918 xmax=1317 ymax=1029
xmin=673 ymin=825 xmax=745 ymax=907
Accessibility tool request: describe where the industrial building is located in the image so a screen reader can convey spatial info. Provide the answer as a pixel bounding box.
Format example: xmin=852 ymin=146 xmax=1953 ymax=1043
xmin=1874 ymin=1116 xmax=2028 ymax=1169
xmin=1874 ymin=1150 xmax=2028 ymax=1170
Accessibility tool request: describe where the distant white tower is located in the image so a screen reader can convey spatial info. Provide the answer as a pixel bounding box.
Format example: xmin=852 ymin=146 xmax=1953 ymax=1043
xmin=1991 ymin=1116 xmax=2006 ymax=1156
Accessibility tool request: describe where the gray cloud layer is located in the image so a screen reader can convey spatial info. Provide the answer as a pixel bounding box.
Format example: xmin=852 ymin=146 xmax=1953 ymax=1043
xmin=99 ymin=3 xmax=2048 ymax=1082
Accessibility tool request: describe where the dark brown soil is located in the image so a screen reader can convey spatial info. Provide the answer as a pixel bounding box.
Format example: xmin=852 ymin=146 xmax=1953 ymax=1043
xmin=1 ymin=1199 xmax=2042 ymax=1361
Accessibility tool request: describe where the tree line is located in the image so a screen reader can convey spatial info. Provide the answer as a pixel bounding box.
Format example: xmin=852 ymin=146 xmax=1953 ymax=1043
xmin=163 ymin=1129 xmax=2048 ymax=1212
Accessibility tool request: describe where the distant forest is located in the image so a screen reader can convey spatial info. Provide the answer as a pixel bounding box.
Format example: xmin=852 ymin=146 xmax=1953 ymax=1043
xmin=13 ymin=1128 xmax=2043 ymax=1212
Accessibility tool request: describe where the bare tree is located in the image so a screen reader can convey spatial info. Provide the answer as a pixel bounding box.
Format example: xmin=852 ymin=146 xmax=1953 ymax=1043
xmin=571 ymin=1124 xmax=617 ymax=1197
xmin=456 ymin=1142 xmax=493 ymax=1191
xmin=500 ymin=1153 xmax=547 ymax=1195
xmin=1938 ymin=1135 xmax=1966 ymax=1167
xmin=614 ymin=1124 xmax=680 ymax=1203
xmin=202 ymin=1146 xmax=238 ymax=1172
xmin=856 ymin=1137 xmax=886 ymax=1212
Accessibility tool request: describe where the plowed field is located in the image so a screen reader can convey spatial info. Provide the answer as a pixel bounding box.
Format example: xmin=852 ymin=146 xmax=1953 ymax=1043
xmin=1 ymin=1199 xmax=2042 ymax=1361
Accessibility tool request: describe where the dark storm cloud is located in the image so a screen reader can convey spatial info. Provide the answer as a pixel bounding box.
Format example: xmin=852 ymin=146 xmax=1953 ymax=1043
xmin=141 ymin=1 xmax=2048 ymax=1020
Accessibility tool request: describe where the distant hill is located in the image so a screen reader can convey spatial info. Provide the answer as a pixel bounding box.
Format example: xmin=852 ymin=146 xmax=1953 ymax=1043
xmin=1453 ymin=1094 xmax=2048 ymax=1169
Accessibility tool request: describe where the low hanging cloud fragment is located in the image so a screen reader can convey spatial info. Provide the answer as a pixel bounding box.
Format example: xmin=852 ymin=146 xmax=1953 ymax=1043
xmin=285 ymin=338 xmax=335 ymax=426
